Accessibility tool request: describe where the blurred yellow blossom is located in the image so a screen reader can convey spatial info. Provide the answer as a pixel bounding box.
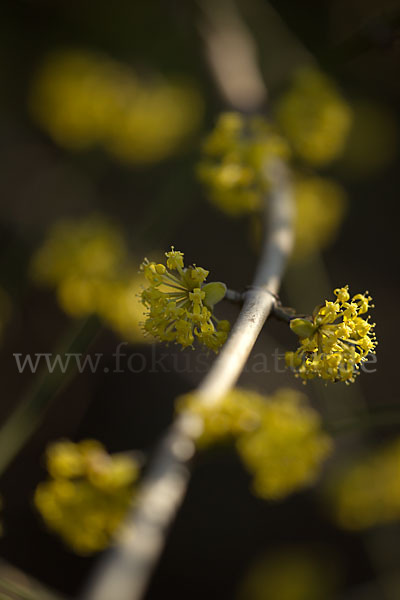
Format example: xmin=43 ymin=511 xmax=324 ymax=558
xmin=140 ymin=247 xmax=230 ymax=352
xmin=30 ymin=216 xmax=147 ymax=342
xmin=249 ymin=174 xmax=348 ymax=259
xmin=328 ymin=437 xmax=400 ymax=530
xmin=178 ymin=388 xmax=332 ymax=499
xmin=198 ymin=112 xmax=290 ymax=215
xmin=96 ymin=275 xmax=147 ymax=342
xmin=57 ymin=271 xmax=146 ymax=342
xmin=293 ymin=176 xmax=347 ymax=260
xmin=177 ymin=387 xmax=266 ymax=448
xmin=276 ymin=67 xmax=352 ymax=166
xmin=286 ymin=286 xmax=377 ymax=383
xmin=31 ymin=216 xmax=126 ymax=285
xmin=198 ymin=113 xmax=348 ymax=259
xmin=237 ymin=389 xmax=332 ymax=499
xmin=30 ymin=49 xmax=203 ymax=164
xmin=237 ymin=547 xmax=339 ymax=600
xmin=35 ymin=439 xmax=139 ymax=555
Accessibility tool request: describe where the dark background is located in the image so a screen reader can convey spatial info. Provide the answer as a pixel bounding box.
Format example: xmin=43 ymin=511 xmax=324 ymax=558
xmin=0 ymin=1 xmax=399 ymax=598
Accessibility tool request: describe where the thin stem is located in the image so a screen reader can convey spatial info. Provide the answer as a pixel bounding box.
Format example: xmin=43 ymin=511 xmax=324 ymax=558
xmin=225 ymin=288 xmax=244 ymax=303
xmin=0 ymin=315 xmax=100 ymax=476
xmin=0 ymin=562 xmax=65 ymax=600
xmin=81 ymin=162 xmax=294 ymax=600
xmin=194 ymin=162 xmax=294 ymax=404
xmin=270 ymin=303 xmax=297 ymax=323
xmin=83 ymin=3 xmax=294 ymax=598
xmin=197 ymin=0 xmax=268 ymax=112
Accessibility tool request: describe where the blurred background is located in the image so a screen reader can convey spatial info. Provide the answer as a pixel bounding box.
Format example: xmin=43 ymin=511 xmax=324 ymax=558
xmin=0 ymin=0 xmax=399 ymax=598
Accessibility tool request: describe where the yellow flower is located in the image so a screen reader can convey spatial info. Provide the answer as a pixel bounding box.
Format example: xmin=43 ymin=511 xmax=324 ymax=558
xmin=198 ymin=112 xmax=290 ymax=216
xmin=292 ymin=175 xmax=347 ymax=260
xmin=30 ymin=216 xmax=148 ymax=342
xmin=97 ymin=275 xmax=148 ymax=342
xmin=286 ymin=286 xmax=377 ymax=383
xmin=328 ymin=437 xmax=400 ymax=530
xmin=34 ymin=439 xmax=139 ymax=555
xmin=177 ymin=388 xmax=332 ymax=499
xmin=30 ymin=216 xmax=126 ymax=286
xmin=140 ymin=248 xmax=230 ymax=352
xmin=30 ymin=49 xmax=202 ymax=164
xmin=177 ymin=388 xmax=266 ymax=447
xmin=275 ymin=67 xmax=352 ymax=166
xmin=198 ymin=107 xmax=349 ymax=265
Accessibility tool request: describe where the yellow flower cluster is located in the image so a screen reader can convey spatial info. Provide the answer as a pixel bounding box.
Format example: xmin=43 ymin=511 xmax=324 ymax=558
xmin=276 ymin=67 xmax=352 ymax=166
xmin=329 ymin=437 xmax=400 ymax=530
xmin=197 ymin=112 xmax=289 ymax=216
xmin=178 ymin=388 xmax=332 ymax=499
xmin=30 ymin=49 xmax=202 ymax=164
xmin=140 ymin=248 xmax=230 ymax=352
xmin=286 ymin=286 xmax=377 ymax=383
xmin=34 ymin=439 xmax=139 ymax=554
xmin=293 ymin=176 xmax=347 ymax=261
xmin=30 ymin=216 xmax=147 ymax=342
xmin=198 ymin=87 xmax=349 ymax=259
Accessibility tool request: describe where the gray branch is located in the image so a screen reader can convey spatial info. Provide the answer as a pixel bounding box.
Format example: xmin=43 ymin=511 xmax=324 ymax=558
xmin=81 ymin=162 xmax=294 ymax=600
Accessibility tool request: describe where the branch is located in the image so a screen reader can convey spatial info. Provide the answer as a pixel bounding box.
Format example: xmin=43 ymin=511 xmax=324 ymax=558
xmin=81 ymin=161 xmax=294 ymax=600
xmin=197 ymin=0 xmax=268 ymax=112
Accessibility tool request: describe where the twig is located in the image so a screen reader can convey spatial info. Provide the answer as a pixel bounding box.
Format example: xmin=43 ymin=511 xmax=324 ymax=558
xmin=197 ymin=0 xmax=267 ymax=112
xmin=81 ymin=161 xmax=294 ymax=600
xmin=270 ymin=303 xmax=297 ymax=323
xmin=83 ymin=2 xmax=294 ymax=597
xmin=225 ymin=288 xmax=244 ymax=303
xmin=0 ymin=315 xmax=100 ymax=477
xmin=0 ymin=559 xmax=67 ymax=600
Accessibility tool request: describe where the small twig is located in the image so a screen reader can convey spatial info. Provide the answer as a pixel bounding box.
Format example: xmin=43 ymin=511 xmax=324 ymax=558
xmin=82 ymin=162 xmax=294 ymax=600
xmin=270 ymin=303 xmax=298 ymax=323
xmin=197 ymin=0 xmax=268 ymax=112
xmin=0 ymin=315 xmax=100 ymax=477
xmin=224 ymin=288 xmax=245 ymax=304
xmin=226 ymin=288 xmax=299 ymax=324
xmin=0 ymin=559 xmax=67 ymax=600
